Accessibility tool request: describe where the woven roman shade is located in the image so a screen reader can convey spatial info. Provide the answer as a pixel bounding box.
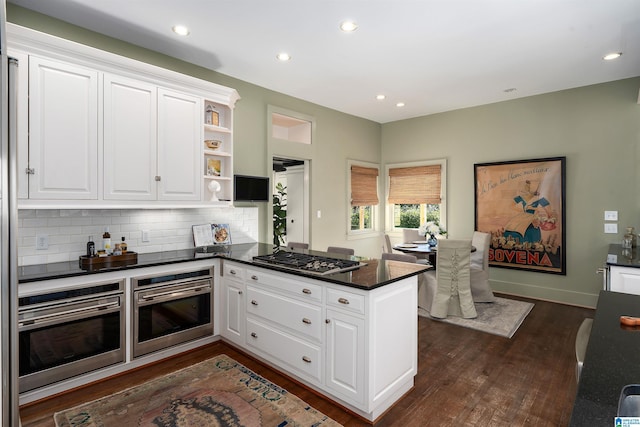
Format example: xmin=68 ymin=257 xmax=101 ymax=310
xmin=351 ymin=165 xmax=379 ymax=206
xmin=388 ymin=165 xmax=441 ymax=204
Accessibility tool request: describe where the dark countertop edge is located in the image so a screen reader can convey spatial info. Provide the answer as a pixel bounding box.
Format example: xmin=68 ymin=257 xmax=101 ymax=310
xmin=222 ymin=257 xmax=429 ymax=291
xmin=18 ymin=243 xmax=429 ymax=291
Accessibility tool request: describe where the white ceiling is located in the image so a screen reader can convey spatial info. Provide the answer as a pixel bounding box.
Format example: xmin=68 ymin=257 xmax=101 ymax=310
xmin=8 ymin=0 xmax=640 ymax=123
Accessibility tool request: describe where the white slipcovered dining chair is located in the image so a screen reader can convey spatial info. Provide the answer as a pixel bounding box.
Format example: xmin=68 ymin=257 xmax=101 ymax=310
xmin=470 ymin=231 xmax=496 ymax=303
xmin=402 ymin=229 xmax=430 ymax=265
xmin=327 ymin=246 xmax=355 ymax=256
xmin=419 ymin=239 xmax=477 ymax=319
xmin=381 ymin=252 xmax=418 ymax=263
xmin=383 ymin=234 xmax=394 ymax=254
xmin=287 ymin=241 xmax=309 ymax=250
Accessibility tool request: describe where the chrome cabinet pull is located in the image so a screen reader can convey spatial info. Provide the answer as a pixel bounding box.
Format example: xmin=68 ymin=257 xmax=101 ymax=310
xmin=325 ymin=319 xmax=331 ymax=324
xmin=230 ymin=269 xmax=236 ymax=275
xmin=155 ymin=175 xmax=161 ymax=181
xmin=250 ymin=332 xmax=257 ymax=338
xmin=302 ymin=288 xmax=312 ymax=294
xmin=338 ymin=297 xmax=350 ymax=305
xmin=302 ymin=318 xmax=311 ymax=324
xmin=251 ymin=300 xmax=258 ymax=306
xmin=238 ymin=290 xmax=243 ymax=295
xmin=302 ymin=356 xmax=311 ymax=363
xmin=251 ymin=275 xmax=258 ymax=280
xmin=25 ymin=167 xmax=34 ymax=175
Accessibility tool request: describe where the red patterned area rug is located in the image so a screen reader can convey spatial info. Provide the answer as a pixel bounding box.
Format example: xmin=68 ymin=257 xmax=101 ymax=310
xmin=54 ymin=354 xmax=342 ymax=427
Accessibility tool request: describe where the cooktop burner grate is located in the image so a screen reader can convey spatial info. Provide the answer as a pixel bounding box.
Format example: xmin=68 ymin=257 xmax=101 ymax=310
xmin=252 ymin=251 xmax=363 ymax=275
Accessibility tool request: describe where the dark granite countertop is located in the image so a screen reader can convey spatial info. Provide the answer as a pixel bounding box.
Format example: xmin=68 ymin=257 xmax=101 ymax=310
xmin=18 ymin=242 xmax=429 ymax=291
xmin=570 ymin=290 xmax=640 ymax=426
xmin=606 ymin=243 xmax=640 ymax=268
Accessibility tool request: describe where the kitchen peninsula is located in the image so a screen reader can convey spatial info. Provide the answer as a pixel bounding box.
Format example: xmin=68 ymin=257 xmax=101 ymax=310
xmin=18 ymin=243 xmax=428 ymax=422
xmin=570 ymin=290 xmax=640 ymax=425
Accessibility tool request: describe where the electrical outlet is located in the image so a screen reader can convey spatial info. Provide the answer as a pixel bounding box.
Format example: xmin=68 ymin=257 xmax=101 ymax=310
xmin=604 ymin=223 xmax=618 ymax=234
xmin=36 ymin=234 xmax=49 ymax=250
xmin=604 ymin=210 xmax=618 ymax=221
xmin=142 ymin=230 xmax=150 ymax=242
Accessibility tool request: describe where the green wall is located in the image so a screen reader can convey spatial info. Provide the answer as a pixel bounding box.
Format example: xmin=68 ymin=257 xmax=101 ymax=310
xmin=382 ymin=78 xmax=640 ymax=307
xmin=9 ymin=4 xmax=640 ymax=307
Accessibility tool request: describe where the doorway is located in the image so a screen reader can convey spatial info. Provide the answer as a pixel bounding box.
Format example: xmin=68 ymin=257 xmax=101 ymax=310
xmin=272 ymin=157 xmax=309 ymax=247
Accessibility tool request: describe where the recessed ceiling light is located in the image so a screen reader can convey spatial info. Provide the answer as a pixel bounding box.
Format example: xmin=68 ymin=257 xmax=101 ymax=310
xmin=172 ymin=25 xmax=190 ymax=36
xmin=376 ymin=94 xmax=386 ymax=100
xmin=340 ymin=21 xmax=358 ymax=32
xmin=276 ymin=52 xmax=291 ymax=61
xmin=603 ymin=52 xmax=622 ymax=61
xmin=396 ymin=102 xmax=405 ymax=108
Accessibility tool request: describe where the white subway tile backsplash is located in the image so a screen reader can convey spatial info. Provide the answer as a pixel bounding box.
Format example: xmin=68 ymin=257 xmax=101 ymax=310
xmin=17 ymin=207 xmax=259 ymax=266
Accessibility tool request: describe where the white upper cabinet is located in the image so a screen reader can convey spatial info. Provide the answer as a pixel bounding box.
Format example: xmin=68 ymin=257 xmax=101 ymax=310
xmin=157 ymin=88 xmax=201 ymax=201
xmin=8 ymin=23 xmax=239 ymax=208
xmin=28 ymin=56 xmax=98 ymax=200
xmin=103 ymin=74 xmax=157 ymax=200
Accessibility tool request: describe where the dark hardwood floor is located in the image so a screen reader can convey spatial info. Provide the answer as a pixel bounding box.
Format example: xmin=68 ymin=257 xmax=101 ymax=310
xmin=20 ymin=294 xmax=593 ymax=427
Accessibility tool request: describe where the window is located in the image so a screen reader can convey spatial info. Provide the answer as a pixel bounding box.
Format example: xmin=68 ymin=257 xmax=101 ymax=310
xmin=348 ymin=161 xmax=379 ymax=235
xmin=385 ymin=159 xmax=446 ymax=232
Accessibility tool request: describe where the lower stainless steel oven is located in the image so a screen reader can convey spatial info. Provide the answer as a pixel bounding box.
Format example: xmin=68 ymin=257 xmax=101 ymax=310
xmin=132 ymin=266 xmax=214 ymax=358
xmin=18 ymin=279 xmax=125 ymax=393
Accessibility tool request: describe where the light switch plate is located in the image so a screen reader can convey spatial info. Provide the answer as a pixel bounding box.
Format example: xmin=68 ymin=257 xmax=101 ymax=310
xmin=605 ymin=223 xmax=618 ymax=234
xmin=605 ymin=210 xmax=618 ymax=221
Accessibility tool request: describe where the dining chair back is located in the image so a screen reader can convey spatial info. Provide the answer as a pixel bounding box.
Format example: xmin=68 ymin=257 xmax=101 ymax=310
xmin=327 ymin=246 xmax=355 ymax=256
xmin=381 ymin=252 xmax=418 ymax=263
xmin=426 ymin=239 xmax=477 ymax=319
xmin=402 ymin=228 xmax=423 ymax=243
xmin=383 ymin=234 xmax=394 ymax=254
xmin=469 ymin=231 xmax=495 ymax=302
xmin=287 ymin=241 xmax=309 ymax=250
xmin=471 ymin=231 xmax=490 ymax=270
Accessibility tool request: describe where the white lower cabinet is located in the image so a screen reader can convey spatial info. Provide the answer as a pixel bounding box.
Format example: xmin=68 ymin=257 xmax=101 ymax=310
xmin=220 ymin=263 xmax=246 ymax=347
xmin=219 ymin=261 xmax=417 ymax=422
xmin=247 ymin=318 xmax=323 ymax=383
xmin=325 ymin=308 xmax=365 ymax=404
xmin=609 ymin=265 xmax=640 ymax=295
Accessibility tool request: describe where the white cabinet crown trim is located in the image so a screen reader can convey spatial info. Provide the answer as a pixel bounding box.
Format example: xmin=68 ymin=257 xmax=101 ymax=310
xmin=7 ymin=23 xmax=240 ymax=107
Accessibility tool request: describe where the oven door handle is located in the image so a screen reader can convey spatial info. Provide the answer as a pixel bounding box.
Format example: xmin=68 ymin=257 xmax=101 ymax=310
xmin=18 ymin=300 xmax=121 ymax=328
xmin=138 ymin=284 xmax=211 ymax=303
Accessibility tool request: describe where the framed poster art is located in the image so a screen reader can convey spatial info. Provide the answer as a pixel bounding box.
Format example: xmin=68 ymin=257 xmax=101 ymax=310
xmin=474 ymin=157 xmax=566 ymax=275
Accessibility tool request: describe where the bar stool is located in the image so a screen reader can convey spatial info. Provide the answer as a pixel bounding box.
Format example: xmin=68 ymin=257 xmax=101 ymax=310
xmin=575 ymin=318 xmax=593 ymax=383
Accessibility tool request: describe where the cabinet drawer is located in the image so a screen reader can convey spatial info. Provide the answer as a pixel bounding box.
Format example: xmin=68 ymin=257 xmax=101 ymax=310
xmin=327 ymin=287 xmax=365 ymax=315
xmin=246 ymin=267 xmax=322 ymax=302
xmin=223 ymin=262 xmax=245 ymax=280
xmin=246 ymin=286 xmax=322 ymax=341
xmin=246 ymin=318 xmax=322 ymax=383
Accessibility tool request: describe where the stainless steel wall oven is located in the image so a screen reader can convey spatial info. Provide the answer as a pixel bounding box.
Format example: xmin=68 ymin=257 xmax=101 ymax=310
xmin=132 ymin=266 xmax=214 ymax=358
xmin=18 ymin=279 xmax=125 ymax=393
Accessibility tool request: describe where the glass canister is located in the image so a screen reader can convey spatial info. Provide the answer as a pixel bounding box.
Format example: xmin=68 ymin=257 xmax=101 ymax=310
xmin=623 ymin=226 xmax=636 ymax=248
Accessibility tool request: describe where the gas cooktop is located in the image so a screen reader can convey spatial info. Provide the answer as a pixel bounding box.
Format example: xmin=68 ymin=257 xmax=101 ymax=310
xmin=252 ymin=251 xmax=364 ymax=275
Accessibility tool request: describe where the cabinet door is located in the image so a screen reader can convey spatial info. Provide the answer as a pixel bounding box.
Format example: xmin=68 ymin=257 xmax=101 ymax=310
xmin=103 ymin=74 xmax=157 ymax=200
xmin=220 ymin=278 xmax=246 ymax=346
xmin=9 ymin=50 xmax=30 ymax=200
xmin=29 ymin=56 xmax=98 ymax=199
xmin=157 ymin=88 xmax=201 ymax=201
xmin=610 ymin=266 xmax=640 ymax=295
xmin=325 ymin=309 xmax=365 ymax=404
